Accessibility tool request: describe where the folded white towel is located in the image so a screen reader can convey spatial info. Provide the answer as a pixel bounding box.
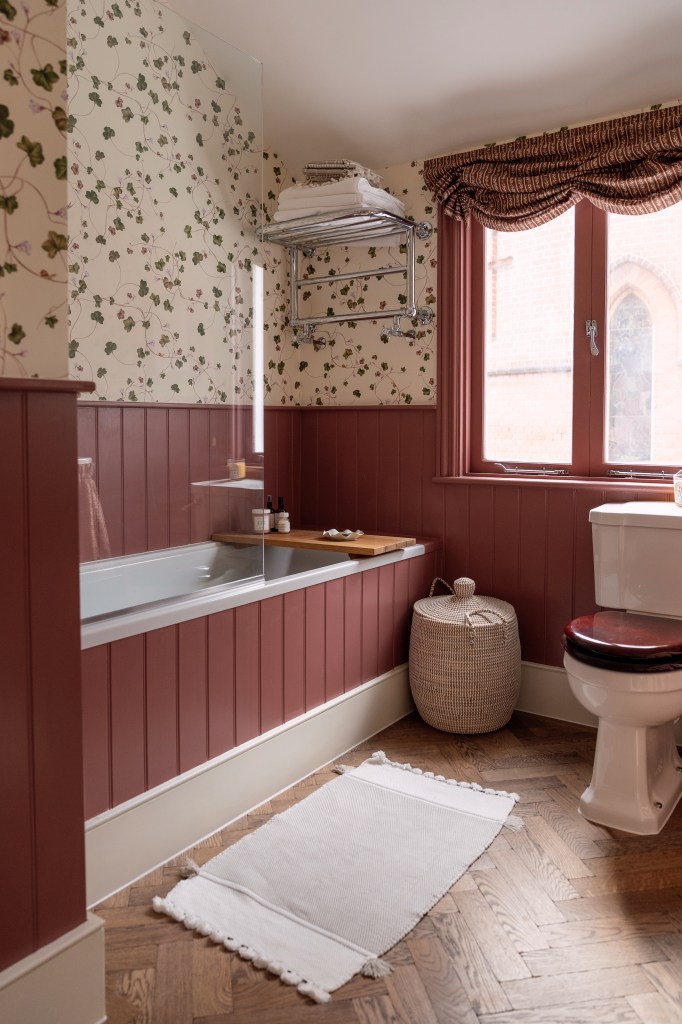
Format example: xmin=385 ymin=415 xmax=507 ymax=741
xmin=276 ymin=193 xmax=404 ymax=217
xmin=273 ymin=197 xmax=404 ymax=223
xmin=277 ymin=177 xmax=401 ymax=205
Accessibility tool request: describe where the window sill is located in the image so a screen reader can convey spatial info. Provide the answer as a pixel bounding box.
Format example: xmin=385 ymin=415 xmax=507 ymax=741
xmin=432 ymin=473 xmax=677 ymax=495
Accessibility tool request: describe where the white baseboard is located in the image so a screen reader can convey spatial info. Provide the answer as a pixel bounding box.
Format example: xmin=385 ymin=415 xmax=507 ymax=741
xmin=0 ymin=913 xmax=105 ymax=1024
xmin=517 ymin=660 xmax=598 ymax=728
xmin=86 ymin=665 xmax=414 ymax=906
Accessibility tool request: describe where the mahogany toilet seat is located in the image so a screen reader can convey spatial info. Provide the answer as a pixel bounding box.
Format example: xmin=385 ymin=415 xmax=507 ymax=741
xmin=563 ymin=610 xmax=682 ymax=673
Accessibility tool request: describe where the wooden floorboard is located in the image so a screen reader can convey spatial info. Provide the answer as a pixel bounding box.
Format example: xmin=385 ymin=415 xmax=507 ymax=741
xmin=98 ymin=711 xmax=682 ymax=1023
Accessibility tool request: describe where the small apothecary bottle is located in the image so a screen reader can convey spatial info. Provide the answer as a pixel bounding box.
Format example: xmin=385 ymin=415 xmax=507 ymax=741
xmin=277 ymin=511 xmax=290 ymax=533
xmin=273 ymin=496 xmax=287 ymax=531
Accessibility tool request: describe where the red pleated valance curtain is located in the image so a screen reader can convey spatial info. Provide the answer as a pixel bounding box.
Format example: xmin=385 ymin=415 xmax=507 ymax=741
xmin=423 ymin=104 xmax=682 ymax=231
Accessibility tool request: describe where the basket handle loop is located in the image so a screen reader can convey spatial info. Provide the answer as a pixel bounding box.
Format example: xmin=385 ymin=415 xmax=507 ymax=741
xmin=429 ymin=577 xmax=454 ymax=597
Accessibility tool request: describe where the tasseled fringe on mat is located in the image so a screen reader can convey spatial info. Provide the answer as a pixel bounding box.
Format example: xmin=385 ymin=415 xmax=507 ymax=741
xmin=180 ymin=857 xmax=201 ymax=878
xmin=361 ymin=957 xmax=392 ymax=978
xmin=367 ymin=750 xmax=521 ymax=803
xmin=332 ymin=763 xmax=355 ymax=775
xmin=152 ymin=892 xmax=332 ymax=1003
xmin=503 ymin=814 xmax=524 ymax=832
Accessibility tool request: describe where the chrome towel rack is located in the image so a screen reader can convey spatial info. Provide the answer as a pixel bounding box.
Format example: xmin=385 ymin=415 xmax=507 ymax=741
xmin=257 ymin=208 xmax=434 ymax=344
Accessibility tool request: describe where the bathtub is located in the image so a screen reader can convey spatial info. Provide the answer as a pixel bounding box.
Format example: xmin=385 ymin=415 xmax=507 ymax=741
xmin=81 ymin=539 xmax=427 ymax=649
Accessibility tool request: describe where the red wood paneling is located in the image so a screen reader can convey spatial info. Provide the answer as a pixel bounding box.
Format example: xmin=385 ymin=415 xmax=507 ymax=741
xmin=81 ymin=645 xmax=111 ymax=818
xmin=146 ymin=408 xmax=170 ymax=552
xmin=145 ymin=626 xmax=179 ymax=789
xmin=235 ymin=604 xmax=260 ymax=744
xmin=260 ymin=597 xmax=284 ymax=733
xmin=492 ymin=486 xmax=521 ymax=605
xmin=283 ymin=590 xmax=306 ymax=719
xmin=168 ymin=408 xmax=191 ymax=547
xmin=315 ymin=414 xmax=338 ymax=530
xmin=336 ymin=411 xmax=359 ymax=530
xmin=2 ymin=384 xmax=88 ymax=970
xmin=377 ymin=411 xmax=402 ymax=536
xmin=189 ymin=410 xmax=211 ymax=544
xmin=122 ymin=408 xmax=147 ymax=554
xmin=27 ymin=392 xmax=86 ymax=947
xmin=361 ymin=569 xmax=379 ymax=682
xmin=377 ymin=564 xmax=395 ymax=677
xmin=324 ymin=578 xmax=345 ymax=700
xmin=518 ymin=487 xmax=549 ymax=664
xmin=393 ymin=559 xmax=411 ymax=666
xmin=356 ymin=409 xmax=379 ymax=533
xmin=399 ymin=411 xmax=423 ymax=536
xmin=343 ymin=574 xmax=363 ymax=692
xmin=207 ymin=609 xmax=235 ymax=758
xmin=110 ymin=635 xmax=146 ymax=805
xmin=0 ymin=391 xmax=35 ymax=967
xmin=178 ymin=618 xmax=208 ymax=772
xmin=97 ymin=406 xmax=124 ymax=557
xmin=305 ymin=584 xmax=326 ymax=710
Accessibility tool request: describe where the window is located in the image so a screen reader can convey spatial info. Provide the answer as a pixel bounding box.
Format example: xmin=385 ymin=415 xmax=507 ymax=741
xmin=466 ymin=200 xmax=682 ymax=478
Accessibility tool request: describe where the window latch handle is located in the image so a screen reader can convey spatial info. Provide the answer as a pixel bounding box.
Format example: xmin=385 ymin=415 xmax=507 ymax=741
xmin=585 ymin=319 xmax=599 ymax=356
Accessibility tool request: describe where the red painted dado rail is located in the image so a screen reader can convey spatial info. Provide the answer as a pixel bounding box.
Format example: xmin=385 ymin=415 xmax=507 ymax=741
xmin=80 ymin=546 xmax=438 ymax=818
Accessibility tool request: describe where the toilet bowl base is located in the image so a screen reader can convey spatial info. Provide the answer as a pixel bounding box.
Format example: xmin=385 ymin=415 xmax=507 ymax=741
xmin=579 ymin=719 xmax=682 ymax=834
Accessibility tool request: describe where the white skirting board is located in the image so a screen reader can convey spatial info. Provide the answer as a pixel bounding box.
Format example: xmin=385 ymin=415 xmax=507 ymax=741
xmin=0 ymin=913 xmax=105 ymax=1024
xmin=85 ymin=665 xmax=415 ymax=907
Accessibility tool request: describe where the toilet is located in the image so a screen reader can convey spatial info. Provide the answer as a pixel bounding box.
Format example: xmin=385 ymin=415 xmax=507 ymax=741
xmin=563 ymin=501 xmax=682 ymax=834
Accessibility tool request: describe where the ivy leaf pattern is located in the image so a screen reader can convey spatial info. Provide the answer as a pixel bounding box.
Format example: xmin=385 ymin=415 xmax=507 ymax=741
xmin=51 ymin=106 xmax=68 ymax=132
xmin=8 ymin=323 xmax=25 ymax=344
xmin=31 ymin=63 xmax=60 ymax=91
xmin=17 ymin=135 xmax=44 ymax=167
xmin=68 ymin=0 xmax=263 ymax=402
xmin=42 ymin=230 xmax=68 ymax=258
xmin=0 ymin=103 xmax=14 ymax=138
xmin=0 ymin=193 xmax=18 ymax=213
xmin=0 ymin=0 xmax=16 ymax=20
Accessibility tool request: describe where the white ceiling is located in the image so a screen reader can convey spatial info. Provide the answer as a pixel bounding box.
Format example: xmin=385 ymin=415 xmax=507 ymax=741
xmin=169 ymin=0 xmax=682 ymax=176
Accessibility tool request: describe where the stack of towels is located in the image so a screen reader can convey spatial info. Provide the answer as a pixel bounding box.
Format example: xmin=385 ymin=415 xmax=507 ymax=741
xmin=273 ymin=164 xmax=405 ymax=223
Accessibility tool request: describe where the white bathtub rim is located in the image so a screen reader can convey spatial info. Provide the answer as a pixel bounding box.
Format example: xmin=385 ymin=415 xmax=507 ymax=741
xmin=81 ymin=542 xmax=426 ymax=649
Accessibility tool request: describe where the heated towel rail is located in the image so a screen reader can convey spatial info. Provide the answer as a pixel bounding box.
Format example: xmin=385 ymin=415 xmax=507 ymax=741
xmin=257 ymin=208 xmax=433 ymax=344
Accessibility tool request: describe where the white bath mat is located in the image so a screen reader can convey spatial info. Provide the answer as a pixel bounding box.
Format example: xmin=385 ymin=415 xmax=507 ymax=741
xmin=153 ymin=750 xmax=520 ymax=1003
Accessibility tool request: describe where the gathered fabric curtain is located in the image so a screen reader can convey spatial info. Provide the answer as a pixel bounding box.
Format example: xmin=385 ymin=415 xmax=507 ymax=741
xmin=423 ymin=104 xmax=682 ymax=231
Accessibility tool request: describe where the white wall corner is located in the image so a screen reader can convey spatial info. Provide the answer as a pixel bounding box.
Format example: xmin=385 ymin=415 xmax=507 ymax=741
xmin=0 ymin=912 xmax=105 ymax=1024
xmin=517 ymin=660 xmax=598 ymax=729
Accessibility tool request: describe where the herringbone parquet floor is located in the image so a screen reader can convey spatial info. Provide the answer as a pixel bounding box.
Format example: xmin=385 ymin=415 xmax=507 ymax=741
xmin=98 ymin=712 xmax=682 ymax=1024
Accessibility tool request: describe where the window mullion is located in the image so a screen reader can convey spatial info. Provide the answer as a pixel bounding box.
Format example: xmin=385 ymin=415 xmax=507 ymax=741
xmin=587 ymin=207 xmax=608 ymax=475
xmin=571 ymin=201 xmax=596 ymax=475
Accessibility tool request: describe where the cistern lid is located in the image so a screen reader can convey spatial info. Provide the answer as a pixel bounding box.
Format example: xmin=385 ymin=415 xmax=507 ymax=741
xmin=589 ymin=502 xmax=682 ymax=529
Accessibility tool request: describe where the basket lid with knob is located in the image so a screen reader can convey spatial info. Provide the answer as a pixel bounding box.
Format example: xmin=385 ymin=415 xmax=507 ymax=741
xmin=414 ymin=577 xmax=517 ymax=627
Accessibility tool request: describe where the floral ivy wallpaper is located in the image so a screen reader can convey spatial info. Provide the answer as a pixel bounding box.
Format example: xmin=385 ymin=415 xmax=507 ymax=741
xmin=67 ymin=0 xmax=261 ymax=402
xmin=0 ymin=0 xmax=69 ymax=379
xmin=259 ymin=158 xmax=438 ymax=406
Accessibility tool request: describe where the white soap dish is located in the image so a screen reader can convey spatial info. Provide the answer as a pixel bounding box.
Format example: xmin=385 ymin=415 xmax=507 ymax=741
xmin=322 ymin=529 xmax=365 ymax=542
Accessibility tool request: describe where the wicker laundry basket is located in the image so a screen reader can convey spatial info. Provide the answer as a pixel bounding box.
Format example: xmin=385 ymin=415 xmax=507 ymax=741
xmin=409 ymin=577 xmax=521 ymax=733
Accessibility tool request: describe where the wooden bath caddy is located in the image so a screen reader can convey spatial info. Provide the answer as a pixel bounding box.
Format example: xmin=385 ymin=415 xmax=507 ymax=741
xmin=212 ymin=528 xmax=416 ymax=557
